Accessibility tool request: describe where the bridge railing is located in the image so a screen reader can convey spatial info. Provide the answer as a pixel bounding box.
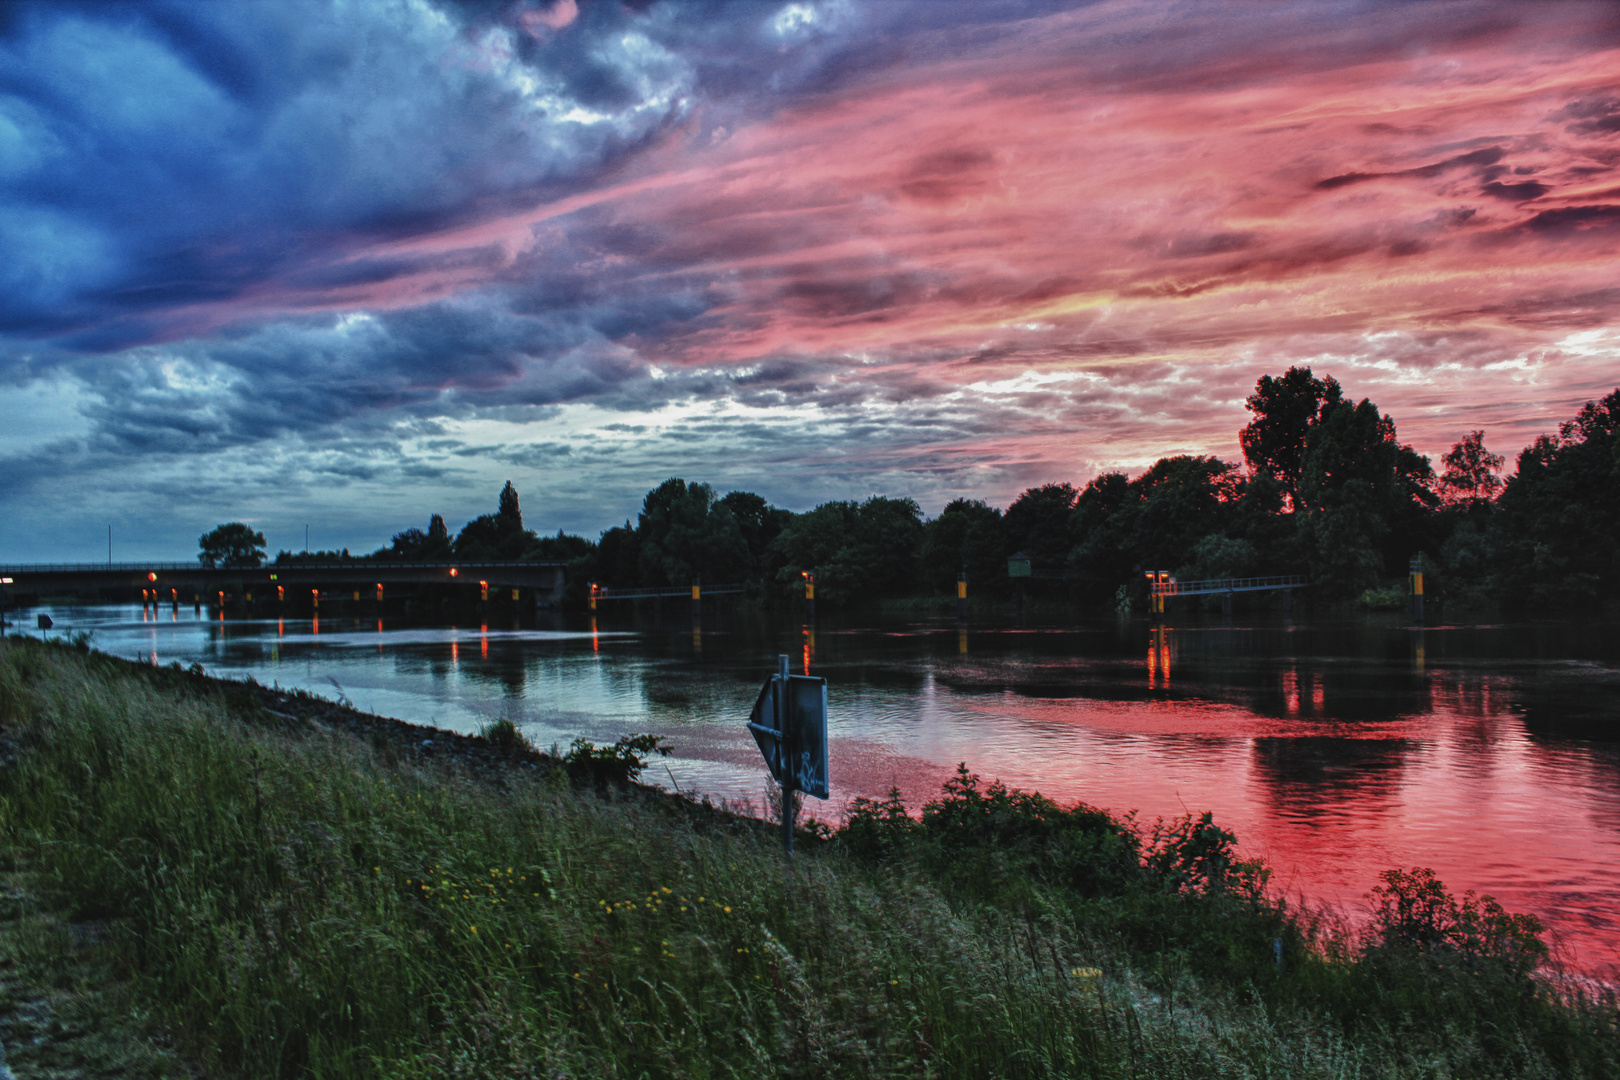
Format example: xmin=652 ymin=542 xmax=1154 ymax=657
xmin=590 ymin=585 xmax=747 ymax=601
xmin=1153 ymin=574 xmax=1307 ymax=597
xmin=0 ymin=562 xmax=203 ymax=574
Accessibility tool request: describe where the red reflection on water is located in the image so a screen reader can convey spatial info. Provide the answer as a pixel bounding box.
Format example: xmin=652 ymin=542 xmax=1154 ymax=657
xmin=803 ymin=626 xmax=814 ymax=673
xmin=480 ymin=625 xmax=488 ymax=659
xmin=746 ymin=623 xmax=1620 ymax=975
xmin=451 ymin=640 xmax=459 ymax=664
xmin=1147 ymin=627 xmax=1171 ymax=686
xmin=590 ymin=617 xmax=599 ymax=652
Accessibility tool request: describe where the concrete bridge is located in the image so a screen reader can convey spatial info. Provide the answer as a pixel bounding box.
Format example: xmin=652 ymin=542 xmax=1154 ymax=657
xmin=0 ymin=561 xmax=567 ymax=609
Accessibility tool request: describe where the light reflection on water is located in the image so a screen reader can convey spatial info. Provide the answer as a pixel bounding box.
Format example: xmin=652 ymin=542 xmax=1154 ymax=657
xmin=12 ymin=602 xmax=1620 ymax=974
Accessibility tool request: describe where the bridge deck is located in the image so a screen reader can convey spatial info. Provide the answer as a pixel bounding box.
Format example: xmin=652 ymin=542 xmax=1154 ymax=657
xmin=0 ymin=561 xmax=568 ymax=600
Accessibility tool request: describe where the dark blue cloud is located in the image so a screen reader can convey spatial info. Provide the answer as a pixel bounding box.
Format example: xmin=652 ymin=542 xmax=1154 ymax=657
xmin=0 ymin=0 xmax=1095 ymax=353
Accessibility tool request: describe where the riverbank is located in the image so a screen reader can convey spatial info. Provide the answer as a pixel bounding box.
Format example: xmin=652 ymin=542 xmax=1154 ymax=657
xmin=0 ymin=637 xmax=1615 ymax=1078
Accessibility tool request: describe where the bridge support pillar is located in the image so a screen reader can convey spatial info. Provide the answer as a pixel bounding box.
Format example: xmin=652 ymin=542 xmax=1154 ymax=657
xmin=1221 ymin=591 xmax=1233 ymax=618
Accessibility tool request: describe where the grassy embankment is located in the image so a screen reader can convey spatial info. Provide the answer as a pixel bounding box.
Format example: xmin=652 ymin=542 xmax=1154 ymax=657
xmin=0 ymin=636 xmax=1615 ymax=1078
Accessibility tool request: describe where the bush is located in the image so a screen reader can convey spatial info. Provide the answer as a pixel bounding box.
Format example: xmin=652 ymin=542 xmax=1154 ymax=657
xmin=1364 ymin=866 xmax=1547 ymax=974
xmin=562 ymin=733 xmax=670 ymax=786
xmin=840 ymin=765 xmax=1143 ymax=901
xmin=1142 ymin=811 xmax=1268 ymax=897
xmin=477 ymin=717 xmax=532 ymax=753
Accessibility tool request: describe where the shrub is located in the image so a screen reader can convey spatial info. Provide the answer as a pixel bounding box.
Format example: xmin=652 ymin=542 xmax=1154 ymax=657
xmin=1143 ymin=811 xmax=1269 ymax=898
xmin=477 ymin=717 xmax=532 ymax=752
xmin=562 ymin=733 xmax=670 ymax=786
xmin=840 ymin=787 xmax=915 ymax=859
xmin=1364 ymin=866 xmax=1547 ymax=974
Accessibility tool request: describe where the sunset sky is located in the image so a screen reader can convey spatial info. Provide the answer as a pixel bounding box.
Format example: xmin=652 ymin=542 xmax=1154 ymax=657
xmin=3 ymin=0 xmax=1619 ymax=560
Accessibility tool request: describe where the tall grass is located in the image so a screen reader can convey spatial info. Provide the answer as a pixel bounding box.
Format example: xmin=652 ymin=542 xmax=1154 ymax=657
xmin=0 ymin=637 xmax=1614 ymax=1078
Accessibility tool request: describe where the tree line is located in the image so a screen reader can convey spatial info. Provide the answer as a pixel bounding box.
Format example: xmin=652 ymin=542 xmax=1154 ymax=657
xmin=203 ymin=369 xmax=1619 ymax=612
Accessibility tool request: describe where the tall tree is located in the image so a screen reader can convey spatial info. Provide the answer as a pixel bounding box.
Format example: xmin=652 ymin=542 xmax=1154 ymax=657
xmin=383 ymin=513 xmax=453 ymax=560
xmin=718 ymin=490 xmax=793 ymax=579
xmin=426 ymin=515 xmax=452 ymax=557
xmin=497 ymin=481 xmax=523 ymax=533
xmin=1493 ymin=389 xmax=1620 ymax=608
xmin=920 ymin=498 xmax=1004 ymax=596
xmin=198 ymin=523 xmax=266 ymax=569
xmin=1002 ymin=483 xmax=1079 ymax=571
xmin=770 ymin=497 xmax=923 ymax=601
xmin=1123 ymin=455 xmax=1243 ymax=572
xmin=455 ymin=482 xmax=535 ymax=559
xmin=1294 ymin=395 xmax=1436 ymax=596
xmin=1439 ymin=430 xmax=1505 ymax=506
xmin=635 ymin=479 xmax=748 ymax=586
xmin=1240 ymin=366 xmax=1342 ymax=507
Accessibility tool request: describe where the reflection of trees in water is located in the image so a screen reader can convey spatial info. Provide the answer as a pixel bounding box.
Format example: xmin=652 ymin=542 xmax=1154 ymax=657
xmin=1426 ymin=674 xmax=1519 ymax=750
xmin=470 ymin=637 xmax=529 ymax=698
xmin=1519 ymin=691 xmax=1620 ymax=744
xmin=1251 ymin=735 xmax=1411 ymax=821
xmin=1133 ymin=625 xmax=1434 ymax=721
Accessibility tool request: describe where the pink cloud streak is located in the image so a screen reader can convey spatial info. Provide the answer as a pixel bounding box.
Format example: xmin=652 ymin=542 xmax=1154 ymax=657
xmin=174 ymin=2 xmax=1620 ymax=487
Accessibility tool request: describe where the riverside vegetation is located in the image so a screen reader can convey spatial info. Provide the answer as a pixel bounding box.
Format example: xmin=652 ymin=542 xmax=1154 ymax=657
xmin=0 ymin=637 xmax=1616 ymax=1078
xmin=237 ymin=373 xmax=1620 ymax=616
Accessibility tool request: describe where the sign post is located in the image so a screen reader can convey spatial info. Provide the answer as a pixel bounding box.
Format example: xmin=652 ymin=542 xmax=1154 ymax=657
xmin=1409 ymin=554 xmax=1425 ymax=624
xmin=747 ymin=653 xmax=829 ymax=858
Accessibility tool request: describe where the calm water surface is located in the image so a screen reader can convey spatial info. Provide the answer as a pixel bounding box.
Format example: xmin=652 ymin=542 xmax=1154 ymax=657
xmin=15 ymin=601 xmax=1620 ymax=973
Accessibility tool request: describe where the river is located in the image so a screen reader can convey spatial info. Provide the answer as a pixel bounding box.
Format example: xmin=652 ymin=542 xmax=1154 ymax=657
xmin=11 ymin=600 xmax=1620 ymax=974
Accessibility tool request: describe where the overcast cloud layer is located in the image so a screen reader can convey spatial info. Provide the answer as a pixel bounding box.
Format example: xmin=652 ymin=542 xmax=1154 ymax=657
xmin=3 ymin=0 xmax=1619 ymax=559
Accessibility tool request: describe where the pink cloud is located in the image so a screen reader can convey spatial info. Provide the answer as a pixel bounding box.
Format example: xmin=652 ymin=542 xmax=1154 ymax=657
xmin=519 ymin=0 xmax=578 ymax=36
xmin=144 ymin=1 xmax=1620 ymax=492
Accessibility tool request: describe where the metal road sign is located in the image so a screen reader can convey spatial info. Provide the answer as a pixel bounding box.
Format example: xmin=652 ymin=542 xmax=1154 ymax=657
xmin=747 ymin=662 xmax=829 ymax=800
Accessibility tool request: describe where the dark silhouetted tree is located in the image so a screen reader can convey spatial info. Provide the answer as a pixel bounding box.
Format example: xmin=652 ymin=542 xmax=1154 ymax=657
xmin=1068 ymin=472 xmax=1134 ymax=593
xmin=1294 ymin=395 xmax=1436 ymax=597
xmin=498 ymin=481 xmax=523 ymax=533
xmin=199 ymin=523 xmax=266 ymax=569
xmin=1493 ymin=389 xmax=1620 ymax=608
xmin=1240 ymin=366 xmax=1342 ymax=507
xmin=455 ymin=482 xmax=535 ymax=559
xmin=636 ymin=478 xmax=748 ymax=587
xmin=1002 ymin=483 xmax=1079 ymax=571
xmin=1067 ymin=459 xmax=1244 ymax=594
xmin=920 ymin=498 xmax=1004 ymax=596
xmin=770 ymin=497 xmax=923 ymax=601
xmin=593 ymin=522 xmax=641 ymax=588
xmin=384 ymin=513 xmax=454 ymax=560
xmin=718 ymin=490 xmax=793 ymax=580
xmin=1123 ymin=455 xmax=1243 ymax=572
xmin=1440 ymin=430 xmax=1505 ymax=506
